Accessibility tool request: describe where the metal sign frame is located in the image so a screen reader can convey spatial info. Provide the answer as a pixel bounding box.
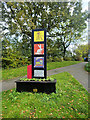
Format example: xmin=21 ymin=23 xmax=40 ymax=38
xmin=32 ymin=29 xmax=47 ymax=79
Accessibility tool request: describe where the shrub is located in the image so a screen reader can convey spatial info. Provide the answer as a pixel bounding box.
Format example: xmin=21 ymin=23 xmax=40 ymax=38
xmin=85 ymin=63 xmax=90 ymax=72
xmin=2 ymin=57 xmax=13 ymax=69
xmin=2 ymin=57 xmax=31 ymax=69
xmin=54 ymin=57 xmax=63 ymax=62
xmin=47 ymin=57 xmax=63 ymax=62
xmin=47 ymin=57 xmax=53 ymax=62
xmin=64 ymin=57 xmax=72 ymax=61
xmin=75 ymin=56 xmax=83 ymax=61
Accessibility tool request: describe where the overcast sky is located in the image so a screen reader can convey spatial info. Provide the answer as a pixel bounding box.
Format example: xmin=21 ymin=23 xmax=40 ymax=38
xmin=67 ymin=0 xmax=89 ymax=52
xmin=82 ymin=0 xmax=89 ymax=12
xmin=82 ymin=0 xmax=89 ymax=42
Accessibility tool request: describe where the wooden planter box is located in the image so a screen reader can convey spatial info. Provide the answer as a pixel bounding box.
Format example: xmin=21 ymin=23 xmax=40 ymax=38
xmin=15 ymin=80 xmax=56 ymax=94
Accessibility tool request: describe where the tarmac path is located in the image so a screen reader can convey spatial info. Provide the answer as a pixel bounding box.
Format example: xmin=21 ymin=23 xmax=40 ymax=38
xmin=0 ymin=62 xmax=89 ymax=92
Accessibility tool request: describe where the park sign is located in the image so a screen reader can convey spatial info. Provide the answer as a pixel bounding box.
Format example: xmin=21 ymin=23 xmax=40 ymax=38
xmin=32 ymin=29 xmax=47 ymax=79
xmin=15 ymin=29 xmax=56 ymax=93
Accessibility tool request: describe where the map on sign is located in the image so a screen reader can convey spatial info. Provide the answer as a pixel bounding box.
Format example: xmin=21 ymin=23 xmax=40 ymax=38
xmin=34 ymin=57 xmax=44 ymax=68
xmin=34 ymin=44 xmax=44 ymax=55
xmin=34 ymin=70 xmax=44 ymax=77
xmin=34 ymin=31 xmax=44 ymax=42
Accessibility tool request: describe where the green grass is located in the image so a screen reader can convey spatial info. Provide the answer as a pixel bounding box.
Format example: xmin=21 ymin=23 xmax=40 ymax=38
xmin=2 ymin=61 xmax=81 ymax=81
xmin=2 ymin=72 xmax=88 ymax=118
xmin=47 ymin=61 xmax=81 ymax=70
xmin=85 ymin=62 xmax=90 ymax=72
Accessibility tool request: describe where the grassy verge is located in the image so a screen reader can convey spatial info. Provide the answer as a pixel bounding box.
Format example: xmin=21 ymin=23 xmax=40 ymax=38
xmin=2 ymin=61 xmax=81 ymax=81
xmin=2 ymin=72 xmax=88 ymax=118
xmin=47 ymin=61 xmax=81 ymax=70
xmin=85 ymin=62 xmax=90 ymax=72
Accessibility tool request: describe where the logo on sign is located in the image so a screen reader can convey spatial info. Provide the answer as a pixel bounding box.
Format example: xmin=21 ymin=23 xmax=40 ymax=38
xmin=34 ymin=31 xmax=44 ymax=42
xmin=34 ymin=44 xmax=44 ymax=55
xmin=34 ymin=57 xmax=44 ymax=68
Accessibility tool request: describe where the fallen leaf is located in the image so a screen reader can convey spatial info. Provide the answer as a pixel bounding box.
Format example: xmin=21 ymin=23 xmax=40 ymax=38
xmin=62 ymin=116 xmax=65 ymax=118
xmin=62 ymin=106 xmax=64 ymax=108
xmin=70 ymin=115 xmax=73 ymax=118
xmin=71 ymin=108 xmax=73 ymax=110
xmin=39 ymin=111 xmax=41 ymax=113
xmin=49 ymin=113 xmax=53 ymax=115
xmin=30 ymin=113 xmax=33 ymax=115
xmin=10 ymin=90 xmax=12 ymax=92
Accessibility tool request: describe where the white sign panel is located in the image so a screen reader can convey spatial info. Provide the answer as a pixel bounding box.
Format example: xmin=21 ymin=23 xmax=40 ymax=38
xmin=34 ymin=70 xmax=44 ymax=77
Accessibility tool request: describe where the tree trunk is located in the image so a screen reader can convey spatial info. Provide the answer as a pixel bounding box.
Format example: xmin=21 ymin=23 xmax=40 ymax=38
xmin=63 ymin=46 xmax=66 ymax=60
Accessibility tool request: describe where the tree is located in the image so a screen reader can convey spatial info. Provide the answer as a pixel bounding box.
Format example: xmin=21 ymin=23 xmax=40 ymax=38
xmin=2 ymin=1 xmax=88 ymax=63
xmin=50 ymin=2 xmax=87 ymax=58
xmin=74 ymin=44 xmax=89 ymax=61
xmin=2 ymin=2 xmax=57 ymax=57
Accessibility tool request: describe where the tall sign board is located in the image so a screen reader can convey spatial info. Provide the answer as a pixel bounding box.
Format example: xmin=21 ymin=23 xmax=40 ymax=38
xmin=32 ymin=29 xmax=47 ymax=79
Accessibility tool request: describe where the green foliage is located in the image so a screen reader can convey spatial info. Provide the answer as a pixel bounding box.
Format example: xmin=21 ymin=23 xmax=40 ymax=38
xmin=49 ymin=2 xmax=88 ymax=58
xmin=76 ymin=56 xmax=83 ymax=61
xmin=2 ymin=37 xmax=31 ymax=69
xmin=47 ymin=58 xmax=53 ymax=62
xmin=53 ymin=57 xmax=63 ymax=62
xmin=2 ymin=56 xmax=31 ymax=69
xmin=20 ymin=77 xmax=55 ymax=81
xmin=74 ymin=44 xmax=89 ymax=61
xmin=2 ymin=72 xmax=88 ymax=118
xmin=47 ymin=57 xmax=63 ymax=62
xmin=2 ymin=58 xmax=13 ymax=69
xmin=2 ymin=1 xmax=88 ymax=64
xmin=63 ymin=57 xmax=72 ymax=61
xmin=85 ymin=63 xmax=90 ymax=72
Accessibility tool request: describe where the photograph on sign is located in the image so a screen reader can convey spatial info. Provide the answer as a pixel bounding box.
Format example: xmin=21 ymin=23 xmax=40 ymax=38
xmin=34 ymin=31 xmax=44 ymax=42
xmin=34 ymin=57 xmax=44 ymax=68
xmin=34 ymin=44 xmax=44 ymax=55
xmin=34 ymin=70 xmax=44 ymax=77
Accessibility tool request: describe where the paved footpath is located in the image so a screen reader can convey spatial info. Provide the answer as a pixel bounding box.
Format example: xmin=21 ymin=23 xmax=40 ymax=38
xmin=47 ymin=62 xmax=88 ymax=91
xmin=0 ymin=62 xmax=88 ymax=92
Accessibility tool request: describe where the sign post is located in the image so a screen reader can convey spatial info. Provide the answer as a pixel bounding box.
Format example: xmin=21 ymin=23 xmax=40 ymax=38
xmin=32 ymin=29 xmax=47 ymax=79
